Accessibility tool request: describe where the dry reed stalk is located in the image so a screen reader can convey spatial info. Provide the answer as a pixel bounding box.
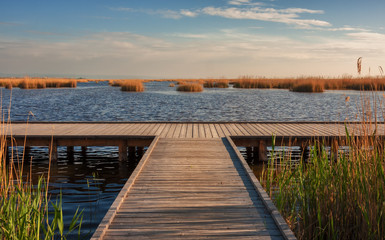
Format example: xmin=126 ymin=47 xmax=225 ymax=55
xmin=357 ymin=57 xmax=362 ymax=75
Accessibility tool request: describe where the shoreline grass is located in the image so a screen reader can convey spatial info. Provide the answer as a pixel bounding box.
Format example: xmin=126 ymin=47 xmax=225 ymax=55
xmin=203 ymin=79 xmax=229 ymax=88
xmin=0 ymin=77 xmax=78 ymax=89
xmin=0 ymin=115 xmax=83 ymax=239
xmin=260 ymin=121 xmax=385 ymax=239
xmin=2 ymin=75 xmax=385 ymax=92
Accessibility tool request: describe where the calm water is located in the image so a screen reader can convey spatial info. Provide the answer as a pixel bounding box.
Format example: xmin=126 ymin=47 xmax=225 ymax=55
xmin=3 ymin=81 xmax=384 ymax=239
xmin=2 ymin=81 xmax=383 ymax=122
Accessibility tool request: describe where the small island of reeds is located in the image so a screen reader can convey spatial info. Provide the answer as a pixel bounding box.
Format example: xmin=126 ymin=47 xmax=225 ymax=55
xmin=109 ymin=80 xmax=145 ymax=92
xmin=176 ymin=82 xmax=203 ymax=92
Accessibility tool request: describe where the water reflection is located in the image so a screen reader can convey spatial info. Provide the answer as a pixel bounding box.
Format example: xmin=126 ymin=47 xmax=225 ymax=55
xmin=12 ymin=146 xmax=142 ymax=240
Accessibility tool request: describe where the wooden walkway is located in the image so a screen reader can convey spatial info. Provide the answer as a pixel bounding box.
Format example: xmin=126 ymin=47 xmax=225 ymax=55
xmin=7 ymin=121 xmax=383 ymax=140
xmin=91 ymin=137 xmax=294 ymax=239
xmin=6 ymin=121 xmax=384 ymax=239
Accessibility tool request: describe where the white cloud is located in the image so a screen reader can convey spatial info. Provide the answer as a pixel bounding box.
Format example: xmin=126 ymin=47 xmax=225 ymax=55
xmin=347 ymin=31 xmax=385 ymax=41
xmin=180 ymin=9 xmax=198 ymax=17
xmin=111 ymin=4 xmax=329 ymax=28
xmin=228 ymin=0 xmax=263 ymax=6
xmin=201 ymin=6 xmax=330 ymax=28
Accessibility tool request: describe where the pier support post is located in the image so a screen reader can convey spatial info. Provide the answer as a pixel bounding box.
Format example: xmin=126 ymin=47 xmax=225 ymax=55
xmin=258 ymin=141 xmax=267 ymax=162
xmin=129 ymin=147 xmax=136 ymax=160
xmin=331 ymin=139 xmax=339 ymax=162
xmin=4 ymin=146 xmax=9 ymax=162
xmin=137 ymin=147 xmax=144 ymax=158
xmin=67 ymin=146 xmax=74 ymax=160
xmin=246 ymin=147 xmax=252 ymax=161
xmin=24 ymin=146 xmax=31 ymax=161
xmin=81 ymin=146 xmax=87 ymax=158
xmin=119 ymin=143 xmax=128 ymax=162
xmin=300 ymin=143 xmax=309 ymax=162
xmin=49 ymin=141 xmax=58 ymax=161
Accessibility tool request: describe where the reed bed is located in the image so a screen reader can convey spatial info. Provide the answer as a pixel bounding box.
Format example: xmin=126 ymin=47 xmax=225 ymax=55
xmin=0 ymin=119 xmax=83 ymax=239
xmin=203 ymin=80 xmax=229 ymax=88
xmin=176 ymin=82 xmax=203 ymax=92
xmin=0 ymin=77 xmax=77 ymax=89
xmin=262 ymin=121 xmax=385 ymax=239
xmin=109 ymin=80 xmax=145 ymax=92
xmin=231 ymin=76 xmax=385 ymax=92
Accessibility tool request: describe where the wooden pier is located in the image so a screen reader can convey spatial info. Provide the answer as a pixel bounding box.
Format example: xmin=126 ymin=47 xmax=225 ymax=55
xmin=5 ymin=122 xmax=385 ymax=239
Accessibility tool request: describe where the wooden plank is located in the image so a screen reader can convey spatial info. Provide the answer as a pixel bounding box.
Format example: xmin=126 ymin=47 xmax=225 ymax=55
xmin=172 ymin=124 xmax=183 ymax=138
xmin=209 ymin=124 xmax=219 ymax=138
xmin=192 ymin=124 xmax=199 ymax=138
xmin=165 ymin=124 xmax=177 ymax=138
xmin=198 ymin=124 xmax=206 ymax=138
xmin=179 ymin=124 xmax=188 ymax=138
xmin=186 ymin=124 xmax=193 ymax=138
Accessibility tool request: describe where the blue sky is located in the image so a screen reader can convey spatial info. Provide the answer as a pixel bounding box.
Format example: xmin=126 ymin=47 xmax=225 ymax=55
xmin=1 ymin=0 xmax=385 ymax=78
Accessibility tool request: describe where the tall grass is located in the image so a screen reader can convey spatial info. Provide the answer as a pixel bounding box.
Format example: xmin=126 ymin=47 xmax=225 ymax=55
xmin=262 ymin=122 xmax=385 ymax=239
xmin=0 ymin=77 xmax=77 ymax=89
xmin=203 ymin=80 xmax=229 ymax=88
xmin=109 ymin=80 xmax=145 ymax=92
xmin=176 ymin=82 xmax=203 ymax=92
xmin=231 ymin=76 xmax=385 ymax=92
xmin=0 ymin=118 xmax=83 ymax=239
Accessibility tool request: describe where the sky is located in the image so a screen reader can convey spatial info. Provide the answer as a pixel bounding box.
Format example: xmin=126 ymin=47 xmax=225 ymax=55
xmin=1 ymin=0 xmax=385 ymax=79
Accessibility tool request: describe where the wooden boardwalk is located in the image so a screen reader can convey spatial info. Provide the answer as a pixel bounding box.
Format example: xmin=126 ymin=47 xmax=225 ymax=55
xmin=7 ymin=121 xmax=383 ymax=139
xmin=91 ymin=137 xmax=294 ymax=239
xmin=6 ymin=121 xmax=384 ymax=239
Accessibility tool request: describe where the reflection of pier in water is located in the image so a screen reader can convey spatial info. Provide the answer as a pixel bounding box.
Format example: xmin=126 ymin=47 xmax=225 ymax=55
xmin=7 ymin=122 xmax=383 ymax=239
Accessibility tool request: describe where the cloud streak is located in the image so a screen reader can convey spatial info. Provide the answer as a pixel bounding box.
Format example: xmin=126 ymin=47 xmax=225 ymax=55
xmin=111 ymin=4 xmax=330 ymax=28
xmin=200 ymin=7 xmax=330 ymax=28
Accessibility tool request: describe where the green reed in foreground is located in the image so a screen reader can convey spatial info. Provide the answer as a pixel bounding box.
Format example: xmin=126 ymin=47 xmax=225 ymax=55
xmin=262 ymin=127 xmax=385 ymax=240
xmin=0 ymin=138 xmax=83 ymax=239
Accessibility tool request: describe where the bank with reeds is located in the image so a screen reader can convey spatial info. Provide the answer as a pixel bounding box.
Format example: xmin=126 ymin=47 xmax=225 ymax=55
xmin=0 ymin=77 xmax=78 ymax=89
xmin=0 ymin=122 xmax=83 ymax=239
xmin=261 ymin=125 xmax=385 ymax=239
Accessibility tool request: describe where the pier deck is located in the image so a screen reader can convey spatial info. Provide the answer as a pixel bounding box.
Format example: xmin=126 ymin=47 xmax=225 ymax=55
xmin=6 ymin=122 xmax=384 ymax=239
xmin=91 ymin=137 xmax=294 ymax=239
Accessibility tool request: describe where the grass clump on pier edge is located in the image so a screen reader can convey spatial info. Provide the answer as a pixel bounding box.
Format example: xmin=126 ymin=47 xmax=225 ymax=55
xmin=262 ymin=122 xmax=385 ymax=239
xmin=177 ymin=82 xmax=203 ymax=92
xmin=0 ymin=119 xmax=83 ymax=238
